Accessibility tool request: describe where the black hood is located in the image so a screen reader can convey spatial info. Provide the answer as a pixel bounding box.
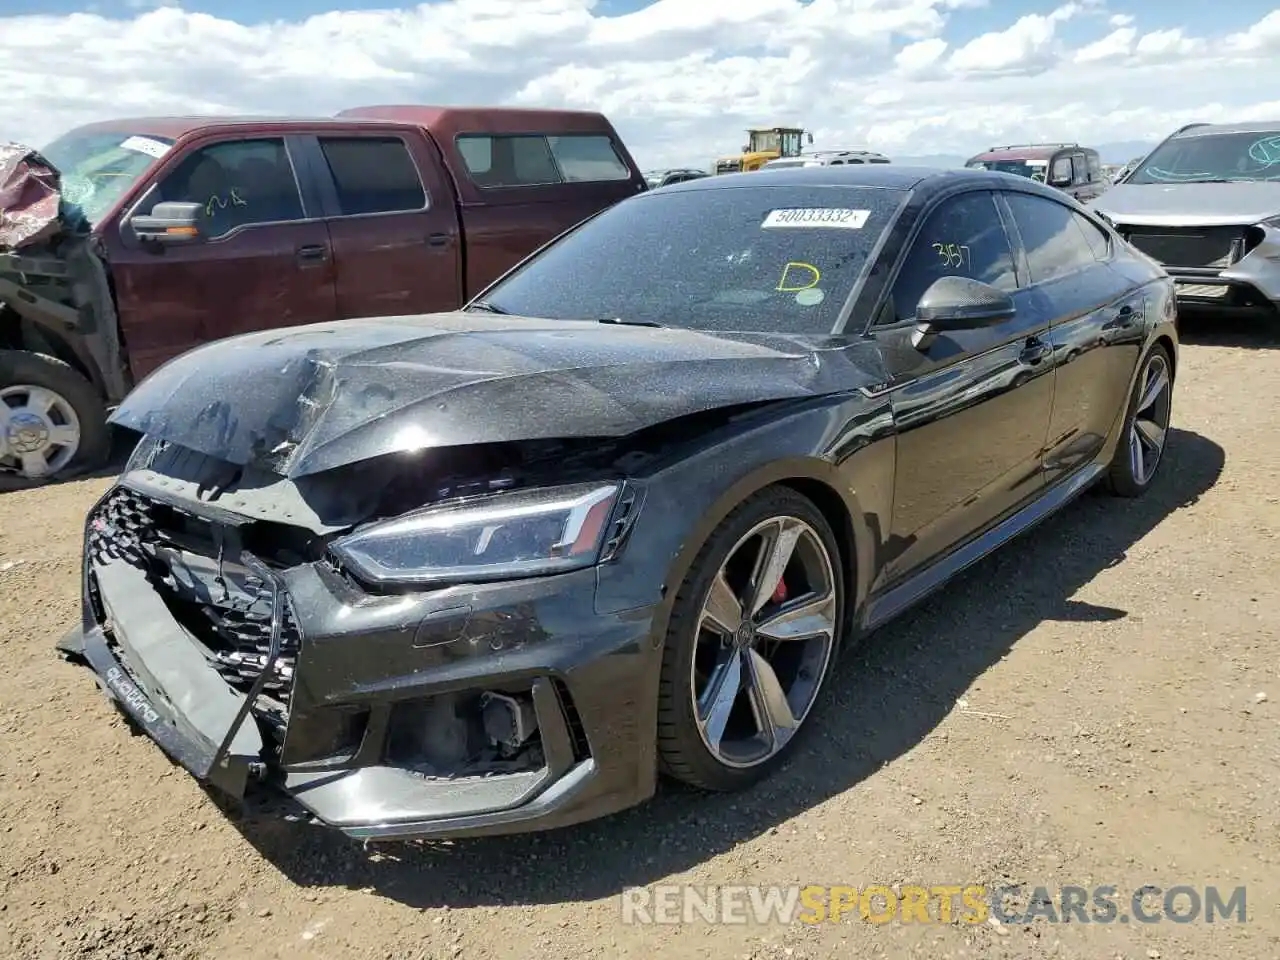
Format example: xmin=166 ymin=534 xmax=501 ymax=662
xmin=110 ymin=312 xmax=885 ymax=477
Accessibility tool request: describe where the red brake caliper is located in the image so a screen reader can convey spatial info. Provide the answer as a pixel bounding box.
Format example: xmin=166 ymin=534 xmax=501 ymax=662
xmin=770 ymin=577 xmax=788 ymax=604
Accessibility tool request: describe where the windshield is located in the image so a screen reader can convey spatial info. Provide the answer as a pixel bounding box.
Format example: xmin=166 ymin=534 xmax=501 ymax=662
xmin=966 ymin=159 xmax=1047 ymax=182
xmin=472 ymin=184 xmax=907 ymax=334
xmin=1128 ymin=131 xmax=1280 ymax=184
xmin=40 ymin=129 xmax=174 ymax=226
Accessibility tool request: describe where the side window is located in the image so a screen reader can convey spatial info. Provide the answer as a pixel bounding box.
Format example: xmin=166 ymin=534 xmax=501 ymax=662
xmin=1086 ymin=153 xmax=1103 ymax=182
xmin=156 ymin=138 xmax=303 ymax=238
xmin=317 ymin=137 xmax=426 ymax=216
xmin=546 ymin=135 xmax=631 ymax=182
xmin=1074 ymin=211 xmax=1112 ymax=260
xmin=887 ymin=192 xmax=1017 ymax=324
xmin=455 ymin=135 xmax=562 ymax=188
xmin=1050 ymin=155 xmax=1072 ymax=184
xmin=1004 ymin=193 xmax=1099 ymax=284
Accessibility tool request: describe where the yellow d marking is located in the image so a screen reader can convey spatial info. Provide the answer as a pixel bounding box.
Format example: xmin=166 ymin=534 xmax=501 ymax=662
xmin=777 ymin=261 xmax=821 ymax=291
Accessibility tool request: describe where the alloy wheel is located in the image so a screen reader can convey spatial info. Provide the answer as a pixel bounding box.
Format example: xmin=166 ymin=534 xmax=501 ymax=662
xmin=0 ymin=383 xmax=83 ymax=478
xmin=1127 ymin=352 xmax=1172 ymax=486
xmin=690 ymin=515 xmax=838 ymax=769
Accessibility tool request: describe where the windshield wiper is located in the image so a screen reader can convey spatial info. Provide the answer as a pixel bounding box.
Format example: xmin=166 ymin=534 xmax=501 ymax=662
xmin=596 ymin=317 xmax=663 ymax=328
xmin=466 ymin=300 xmax=510 ymax=314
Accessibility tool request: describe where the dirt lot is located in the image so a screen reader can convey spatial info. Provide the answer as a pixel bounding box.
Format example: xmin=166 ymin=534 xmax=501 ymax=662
xmin=1 ymin=315 xmax=1277 ymax=960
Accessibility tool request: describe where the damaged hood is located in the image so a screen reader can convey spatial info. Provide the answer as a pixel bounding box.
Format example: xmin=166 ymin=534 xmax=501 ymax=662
xmin=0 ymin=142 xmax=63 ymax=250
xmin=111 ymin=312 xmax=885 ymax=476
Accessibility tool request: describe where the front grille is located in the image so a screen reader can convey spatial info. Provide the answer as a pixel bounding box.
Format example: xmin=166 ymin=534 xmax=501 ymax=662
xmin=87 ymin=487 xmax=301 ymax=726
xmin=1123 ymin=225 xmax=1246 ymax=268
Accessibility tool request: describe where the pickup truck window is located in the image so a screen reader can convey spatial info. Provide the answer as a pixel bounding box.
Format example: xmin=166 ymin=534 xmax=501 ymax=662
xmin=155 ymin=137 xmax=304 ymax=238
xmin=546 ymin=135 xmax=632 ymax=182
xmin=456 ymin=134 xmax=631 ymax=187
xmin=318 ymin=137 xmax=427 ymax=216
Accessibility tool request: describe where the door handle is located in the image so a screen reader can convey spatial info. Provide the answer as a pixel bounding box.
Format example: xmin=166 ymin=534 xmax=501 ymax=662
xmin=426 ymin=233 xmax=450 ymax=248
xmin=296 ymin=244 xmax=328 ymax=265
xmin=1019 ymin=336 xmax=1052 ymax=365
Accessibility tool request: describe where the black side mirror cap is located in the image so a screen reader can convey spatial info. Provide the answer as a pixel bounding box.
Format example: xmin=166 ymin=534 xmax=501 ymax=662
xmin=913 ymin=275 xmax=1016 ymax=347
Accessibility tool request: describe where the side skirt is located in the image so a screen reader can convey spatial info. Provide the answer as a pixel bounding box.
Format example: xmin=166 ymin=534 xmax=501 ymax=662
xmin=862 ymin=461 xmax=1107 ymax=632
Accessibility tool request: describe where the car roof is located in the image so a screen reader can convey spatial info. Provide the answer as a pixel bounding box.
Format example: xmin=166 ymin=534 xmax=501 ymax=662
xmin=1174 ymin=121 xmax=1280 ymax=139
xmin=652 ymin=164 xmax=1065 ymax=200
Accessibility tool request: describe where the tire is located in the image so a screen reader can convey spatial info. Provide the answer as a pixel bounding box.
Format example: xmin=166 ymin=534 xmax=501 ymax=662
xmin=0 ymin=350 xmax=111 ymax=482
xmin=1104 ymin=342 xmax=1174 ymax=498
xmin=656 ymin=485 xmax=845 ymax=792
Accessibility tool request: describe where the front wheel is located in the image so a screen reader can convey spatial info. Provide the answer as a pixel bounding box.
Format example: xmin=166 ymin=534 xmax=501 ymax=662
xmin=0 ymin=350 xmax=111 ymax=482
xmin=1105 ymin=343 xmax=1174 ymax=498
xmin=656 ymin=487 xmax=844 ymax=792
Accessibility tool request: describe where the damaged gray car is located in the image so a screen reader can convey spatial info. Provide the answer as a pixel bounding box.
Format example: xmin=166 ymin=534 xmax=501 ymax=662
xmin=57 ymin=165 xmax=1178 ymax=840
xmin=1092 ymin=120 xmax=1280 ymax=319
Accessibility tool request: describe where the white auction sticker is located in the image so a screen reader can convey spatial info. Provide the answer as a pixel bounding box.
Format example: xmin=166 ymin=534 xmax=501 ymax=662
xmin=119 ymin=135 xmax=171 ymax=159
xmin=761 ymin=208 xmax=870 ymax=229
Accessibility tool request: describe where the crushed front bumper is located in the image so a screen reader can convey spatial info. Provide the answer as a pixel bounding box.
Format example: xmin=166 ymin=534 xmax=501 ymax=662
xmin=59 ymin=477 xmax=663 ymax=841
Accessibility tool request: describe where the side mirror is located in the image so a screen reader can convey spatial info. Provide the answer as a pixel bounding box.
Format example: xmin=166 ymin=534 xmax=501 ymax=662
xmin=807 ymin=132 xmax=814 ymax=144
xmin=912 ymin=276 xmax=1015 ymax=348
xmin=130 ymin=201 xmax=204 ymax=245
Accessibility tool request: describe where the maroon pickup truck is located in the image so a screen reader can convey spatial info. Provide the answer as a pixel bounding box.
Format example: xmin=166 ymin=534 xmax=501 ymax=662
xmin=0 ymin=106 xmax=647 ymax=482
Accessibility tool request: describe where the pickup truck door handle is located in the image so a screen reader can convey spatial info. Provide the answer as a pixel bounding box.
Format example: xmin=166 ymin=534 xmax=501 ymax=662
xmin=296 ymin=244 xmax=328 ymax=265
xmin=426 ymin=233 xmax=450 ymax=248
xmin=1019 ymin=336 xmax=1053 ymax=365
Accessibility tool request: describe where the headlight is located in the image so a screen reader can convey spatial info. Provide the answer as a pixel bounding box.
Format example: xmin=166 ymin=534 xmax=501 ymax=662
xmin=329 ymin=481 xmax=622 ymax=587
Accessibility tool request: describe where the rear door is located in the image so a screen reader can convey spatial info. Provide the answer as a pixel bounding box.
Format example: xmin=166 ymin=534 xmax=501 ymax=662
xmin=870 ymin=189 xmax=1056 ymax=586
xmin=300 ymin=131 xmax=463 ymax=318
xmin=109 ymin=135 xmax=338 ymax=381
xmin=998 ymin=190 xmax=1139 ymax=483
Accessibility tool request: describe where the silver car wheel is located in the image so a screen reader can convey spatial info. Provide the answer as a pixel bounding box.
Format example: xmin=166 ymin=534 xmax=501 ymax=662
xmin=690 ymin=515 xmax=838 ymax=769
xmin=0 ymin=383 xmax=82 ymax=478
xmin=1128 ymin=352 xmax=1172 ymax=486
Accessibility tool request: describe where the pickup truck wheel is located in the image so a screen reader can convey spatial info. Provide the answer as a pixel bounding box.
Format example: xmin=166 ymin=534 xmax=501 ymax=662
xmin=0 ymin=350 xmax=110 ymax=482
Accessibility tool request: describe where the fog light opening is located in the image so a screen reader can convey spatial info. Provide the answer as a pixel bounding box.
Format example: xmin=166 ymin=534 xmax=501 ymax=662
xmin=481 ymin=690 xmax=539 ymax=754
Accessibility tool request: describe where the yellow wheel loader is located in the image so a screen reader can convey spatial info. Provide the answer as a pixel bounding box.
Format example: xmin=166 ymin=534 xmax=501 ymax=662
xmin=713 ymin=127 xmax=812 ymax=175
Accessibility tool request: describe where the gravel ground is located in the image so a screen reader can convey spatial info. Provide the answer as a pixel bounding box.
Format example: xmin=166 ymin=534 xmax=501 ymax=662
xmin=1 ymin=314 xmax=1277 ymax=960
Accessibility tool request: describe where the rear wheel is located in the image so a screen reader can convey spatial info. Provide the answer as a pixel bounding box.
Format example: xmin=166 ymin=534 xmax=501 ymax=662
xmin=657 ymin=487 xmax=844 ymax=792
xmin=1105 ymin=343 xmax=1174 ymax=497
xmin=0 ymin=350 xmax=110 ymax=482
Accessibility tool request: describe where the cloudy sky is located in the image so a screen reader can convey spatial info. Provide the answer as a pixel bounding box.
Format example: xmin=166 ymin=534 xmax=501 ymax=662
xmin=3 ymin=0 xmax=1280 ymax=169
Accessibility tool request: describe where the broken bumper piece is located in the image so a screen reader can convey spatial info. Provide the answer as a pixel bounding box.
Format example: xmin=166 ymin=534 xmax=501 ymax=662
xmin=61 ymin=479 xmax=660 ymax=841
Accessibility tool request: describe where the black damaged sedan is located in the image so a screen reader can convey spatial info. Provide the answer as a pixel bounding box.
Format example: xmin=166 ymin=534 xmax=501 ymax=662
xmin=58 ymin=165 xmax=1178 ymax=840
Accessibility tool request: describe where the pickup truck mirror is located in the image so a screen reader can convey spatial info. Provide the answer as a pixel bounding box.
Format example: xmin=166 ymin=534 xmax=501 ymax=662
xmin=130 ymin=202 xmax=204 ymax=244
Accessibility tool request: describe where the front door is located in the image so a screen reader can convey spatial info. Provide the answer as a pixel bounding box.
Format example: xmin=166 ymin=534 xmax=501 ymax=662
xmin=109 ymin=135 xmax=338 ymax=382
xmin=870 ymin=189 xmax=1057 ymax=586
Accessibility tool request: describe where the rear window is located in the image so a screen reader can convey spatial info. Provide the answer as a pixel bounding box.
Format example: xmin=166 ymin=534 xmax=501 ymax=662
xmin=456 ymin=133 xmax=632 ymax=187
xmin=476 ymin=184 xmax=907 ymax=335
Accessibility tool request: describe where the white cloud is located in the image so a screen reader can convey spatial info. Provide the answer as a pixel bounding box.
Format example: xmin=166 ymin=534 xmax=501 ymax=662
xmin=946 ymin=3 xmax=1079 ymax=76
xmin=1074 ymin=27 xmax=1135 ymax=63
xmin=2 ymin=2 xmax=1280 ymax=169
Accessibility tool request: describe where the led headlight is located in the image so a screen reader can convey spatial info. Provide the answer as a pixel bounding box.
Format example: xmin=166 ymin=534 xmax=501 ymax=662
xmin=329 ymin=481 xmax=622 ymax=587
